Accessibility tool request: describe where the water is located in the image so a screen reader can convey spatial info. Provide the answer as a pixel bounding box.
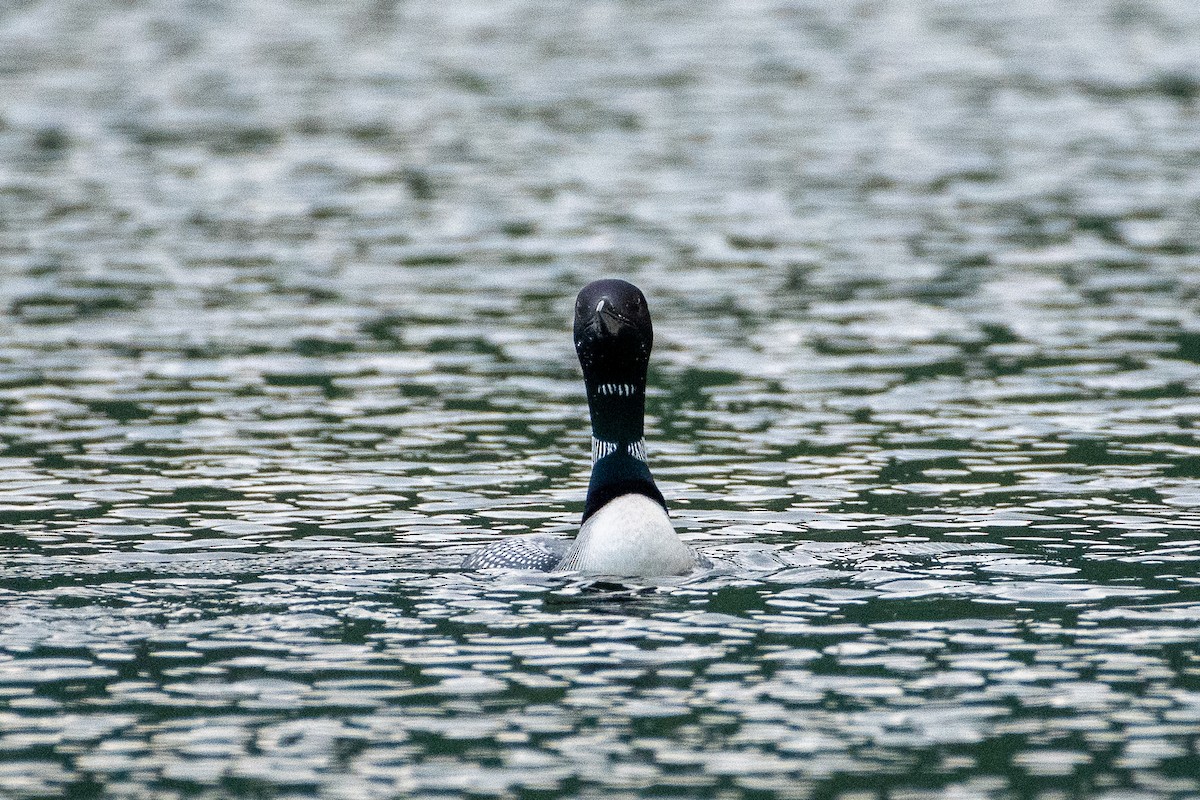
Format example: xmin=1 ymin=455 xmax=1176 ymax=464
xmin=2 ymin=0 xmax=1200 ymax=797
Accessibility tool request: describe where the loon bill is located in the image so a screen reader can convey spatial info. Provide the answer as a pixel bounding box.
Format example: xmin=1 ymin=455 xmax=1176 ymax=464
xmin=463 ymin=278 xmax=697 ymax=577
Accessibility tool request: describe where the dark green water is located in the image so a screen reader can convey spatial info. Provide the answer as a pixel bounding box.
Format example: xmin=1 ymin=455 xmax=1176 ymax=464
xmin=2 ymin=1 xmax=1200 ymax=798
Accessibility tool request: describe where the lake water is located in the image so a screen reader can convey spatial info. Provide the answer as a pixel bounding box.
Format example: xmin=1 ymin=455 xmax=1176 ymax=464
xmin=2 ymin=1 xmax=1200 ymax=797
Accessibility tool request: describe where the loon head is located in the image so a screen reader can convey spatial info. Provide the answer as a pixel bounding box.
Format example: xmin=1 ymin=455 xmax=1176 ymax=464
xmin=574 ymin=279 xmax=653 ymax=444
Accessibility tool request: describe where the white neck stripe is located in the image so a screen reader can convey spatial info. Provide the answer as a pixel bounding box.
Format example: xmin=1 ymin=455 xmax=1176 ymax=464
xmin=592 ymin=437 xmax=648 ymax=463
xmin=594 ymin=383 xmax=638 ymax=397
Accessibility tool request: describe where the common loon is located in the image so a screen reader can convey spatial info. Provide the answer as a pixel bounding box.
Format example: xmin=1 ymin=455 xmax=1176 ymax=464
xmin=463 ymin=279 xmax=697 ymax=577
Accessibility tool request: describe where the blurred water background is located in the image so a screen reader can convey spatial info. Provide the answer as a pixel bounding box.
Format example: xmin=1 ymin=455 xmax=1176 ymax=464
xmin=2 ymin=0 xmax=1200 ymax=797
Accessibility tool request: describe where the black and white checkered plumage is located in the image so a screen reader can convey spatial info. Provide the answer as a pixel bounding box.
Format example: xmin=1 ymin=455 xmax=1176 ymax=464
xmin=462 ymin=534 xmax=573 ymax=571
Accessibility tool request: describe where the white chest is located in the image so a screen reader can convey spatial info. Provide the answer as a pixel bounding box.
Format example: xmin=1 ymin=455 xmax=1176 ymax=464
xmin=556 ymin=494 xmax=695 ymax=577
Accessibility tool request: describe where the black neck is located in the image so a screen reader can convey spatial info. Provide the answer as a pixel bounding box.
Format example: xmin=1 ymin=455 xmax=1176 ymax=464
xmin=583 ymin=450 xmax=666 ymax=523
xmin=581 ymin=363 xmax=659 ymax=522
xmin=585 ymin=380 xmax=646 ymax=443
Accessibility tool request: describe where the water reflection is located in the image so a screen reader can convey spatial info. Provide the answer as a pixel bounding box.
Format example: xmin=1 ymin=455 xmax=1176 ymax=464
xmin=3 ymin=0 xmax=1200 ymax=797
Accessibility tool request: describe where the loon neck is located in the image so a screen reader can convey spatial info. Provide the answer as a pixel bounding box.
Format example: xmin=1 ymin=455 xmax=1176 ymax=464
xmin=585 ymin=381 xmax=646 ymax=443
xmin=592 ymin=436 xmax=648 ymax=463
xmin=583 ymin=447 xmax=666 ymax=523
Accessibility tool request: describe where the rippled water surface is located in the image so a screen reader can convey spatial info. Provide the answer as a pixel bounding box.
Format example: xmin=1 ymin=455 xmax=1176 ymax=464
xmin=3 ymin=1 xmax=1200 ymax=797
